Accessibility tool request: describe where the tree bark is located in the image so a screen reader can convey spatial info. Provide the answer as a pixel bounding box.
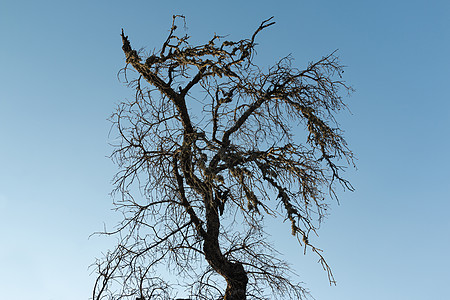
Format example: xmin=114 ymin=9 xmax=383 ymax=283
xmin=203 ymin=237 xmax=248 ymax=300
xmin=201 ymin=192 xmax=248 ymax=300
xmin=223 ymin=262 xmax=248 ymax=300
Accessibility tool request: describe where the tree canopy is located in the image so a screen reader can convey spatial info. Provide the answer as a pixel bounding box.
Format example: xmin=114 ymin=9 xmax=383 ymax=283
xmin=93 ymin=15 xmax=354 ymax=300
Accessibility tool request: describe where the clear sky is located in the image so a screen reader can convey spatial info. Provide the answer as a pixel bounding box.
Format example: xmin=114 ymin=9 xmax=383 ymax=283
xmin=1 ymin=0 xmax=449 ymax=299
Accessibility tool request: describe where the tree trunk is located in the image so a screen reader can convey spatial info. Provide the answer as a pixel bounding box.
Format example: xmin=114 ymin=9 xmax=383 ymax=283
xmin=202 ymin=202 xmax=248 ymax=299
xmin=223 ymin=262 xmax=248 ymax=300
xmin=204 ymin=240 xmax=248 ymax=300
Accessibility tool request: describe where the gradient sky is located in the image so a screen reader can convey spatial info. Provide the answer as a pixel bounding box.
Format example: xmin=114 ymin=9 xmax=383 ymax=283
xmin=1 ymin=1 xmax=449 ymax=299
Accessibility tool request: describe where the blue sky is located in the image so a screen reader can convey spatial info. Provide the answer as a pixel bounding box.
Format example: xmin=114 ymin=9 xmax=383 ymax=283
xmin=1 ymin=0 xmax=449 ymax=299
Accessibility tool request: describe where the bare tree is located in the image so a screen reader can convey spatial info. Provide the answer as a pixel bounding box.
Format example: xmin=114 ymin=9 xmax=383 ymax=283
xmin=92 ymin=15 xmax=354 ymax=300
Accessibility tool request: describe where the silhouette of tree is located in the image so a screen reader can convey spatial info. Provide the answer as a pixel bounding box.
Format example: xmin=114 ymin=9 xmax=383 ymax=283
xmin=93 ymin=15 xmax=354 ymax=300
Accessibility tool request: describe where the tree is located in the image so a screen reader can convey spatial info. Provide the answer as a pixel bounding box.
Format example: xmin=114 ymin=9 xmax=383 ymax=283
xmin=93 ymin=15 xmax=354 ymax=300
